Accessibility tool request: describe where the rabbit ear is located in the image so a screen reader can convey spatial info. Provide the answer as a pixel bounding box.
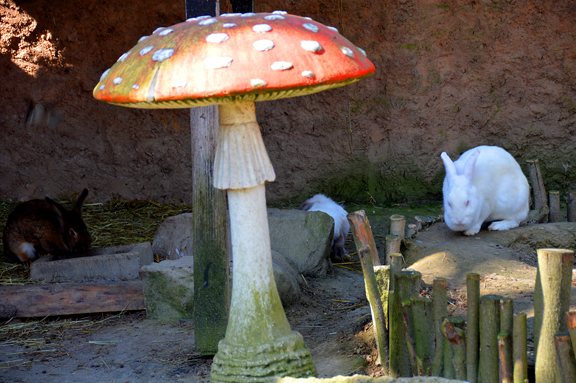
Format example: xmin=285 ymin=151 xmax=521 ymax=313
xmin=73 ymin=189 xmax=89 ymax=215
xmin=463 ymin=148 xmax=480 ymax=181
xmin=45 ymin=196 xmax=67 ymax=228
xmin=441 ymin=152 xmax=456 ymax=176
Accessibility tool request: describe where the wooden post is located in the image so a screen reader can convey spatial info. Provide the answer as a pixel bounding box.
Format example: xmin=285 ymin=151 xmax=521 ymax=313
xmin=498 ymin=332 xmax=513 ymax=383
xmin=389 ymin=214 xmax=406 ymax=240
xmin=554 ymin=332 xmax=576 ymax=383
xmin=187 ymin=0 xmax=254 ymax=357
xmin=348 ymin=210 xmax=382 ymax=266
xmin=431 ymin=277 xmax=447 ymax=377
xmin=390 ymin=270 xmax=421 ymax=377
xmin=187 ymin=0 xmax=227 ymax=356
xmin=478 ymin=295 xmax=502 ymax=383
xmin=534 ymin=248 xmax=574 ymax=382
xmin=406 ymin=223 xmax=417 ymax=239
xmin=190 ymin=105 xmax=230 ymax=355
xmin=527 ymin=159 xmax=548 ymax=223
xmin=567 ymin=311 xmax=576 ymax=359
xmin=441 ymin=317 xmax=465 ymax=379
xmin=411 ymin=296 xmax=434 ymax=376
xmin=374 ymin=265 xmax=391 ymax=329
xmin=401 ymin=300 xmax=417 ymax=376
xmin=385 ymin=234 xmax=401 ymax=264
xmin=500 ymin=298 xmax=514 ymax=340
xmin=358 ymin=246 xmax=389 ymax=373
xmin=513 ymin=313 xmax=528 ymax=383
xmin=566 ymin=192 xmax=576 ymax=222
xmin=467 ymin=273 xmax=481 ymax=383
xmin=548 ymin=190 xmax=561 ymax=222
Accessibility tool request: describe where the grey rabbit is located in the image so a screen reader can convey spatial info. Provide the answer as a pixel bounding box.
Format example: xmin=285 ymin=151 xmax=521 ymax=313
xmin=3 ymin=189 xmax=91 ymax=266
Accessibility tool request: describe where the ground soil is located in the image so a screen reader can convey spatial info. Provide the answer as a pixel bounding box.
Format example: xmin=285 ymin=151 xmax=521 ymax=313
xmin=1 ymin=218 xmax=575 ymax=382
xmin=2 ymin=0 xmax=576 ymax=205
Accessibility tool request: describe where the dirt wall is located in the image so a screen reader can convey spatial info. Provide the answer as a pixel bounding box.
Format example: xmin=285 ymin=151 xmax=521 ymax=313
xmin=1 ymin=0 xmax=575 ymax=204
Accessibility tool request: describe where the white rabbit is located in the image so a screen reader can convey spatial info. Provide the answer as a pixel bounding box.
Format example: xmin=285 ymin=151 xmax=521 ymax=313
xmin=441 ymin=146 xmax=529 ymax=236
xmin=299 ymin=194 xmax=350 ymax=262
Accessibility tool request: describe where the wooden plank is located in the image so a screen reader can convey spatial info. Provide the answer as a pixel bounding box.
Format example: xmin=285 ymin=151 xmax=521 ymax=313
xmin=0 ymin=281 xmax=145 ymax=318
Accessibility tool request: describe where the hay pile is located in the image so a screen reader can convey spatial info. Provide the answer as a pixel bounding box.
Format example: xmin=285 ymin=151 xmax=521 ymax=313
xmin=0 ymin=198 xmax=192 ymax=286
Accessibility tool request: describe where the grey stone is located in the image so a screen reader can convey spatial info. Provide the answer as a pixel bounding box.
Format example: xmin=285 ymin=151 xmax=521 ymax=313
xmin=268 ymin=208 xmax=334 ymax=277
xmin=30 ymin=242 xmax=154 ymax=283
xmin=152 ymin=212 xmax=193 ymax=260
xmin=139 ymin=256 xmax=194 ymax=321
xmin=272 ymin=250 xmax=301 ymax=307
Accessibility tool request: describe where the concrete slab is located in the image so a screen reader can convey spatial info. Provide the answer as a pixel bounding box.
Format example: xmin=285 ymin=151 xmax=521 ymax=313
xmin=139 ymin=256 xmax=194 ymax=321
xmin=30 ymin=242 xmax=154 ymax=283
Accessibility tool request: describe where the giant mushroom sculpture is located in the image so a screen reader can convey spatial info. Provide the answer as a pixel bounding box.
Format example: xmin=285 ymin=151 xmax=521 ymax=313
xmin=93 ymin=11 xmax=374 ymax=382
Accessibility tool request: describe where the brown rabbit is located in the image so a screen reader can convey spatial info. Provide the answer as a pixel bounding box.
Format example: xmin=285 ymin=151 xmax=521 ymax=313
xmin=2 ymin=189 xmax=91 ymax=266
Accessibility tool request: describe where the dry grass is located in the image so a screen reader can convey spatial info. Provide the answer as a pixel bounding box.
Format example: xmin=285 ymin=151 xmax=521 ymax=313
xmin=0 ymin=198 xmax=192 ymax=285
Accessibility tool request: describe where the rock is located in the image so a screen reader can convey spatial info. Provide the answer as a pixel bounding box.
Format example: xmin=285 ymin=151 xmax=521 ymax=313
xmin=30 ymin=242 xmax=154 ymax=283
xmin=139 ymin=257 xmax=194 ymax=321
xmin=152 ymin=213 xmax=193 ymax=260
xmin=272 ymin=250 xmax=301 ymax=307
xmin=148 ymin=209 xmax=334 ymax=311
xmin=268 ymin=208 xmax=334 ymax=277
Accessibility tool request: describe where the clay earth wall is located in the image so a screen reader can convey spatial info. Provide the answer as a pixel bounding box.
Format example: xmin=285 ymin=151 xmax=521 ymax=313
xmin=1 ymin=0 xmax=575 ymax=204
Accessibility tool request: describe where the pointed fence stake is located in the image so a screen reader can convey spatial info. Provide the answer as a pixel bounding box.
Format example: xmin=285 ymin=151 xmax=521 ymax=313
xmin=534 ymin=248 xmax=574 ymax=382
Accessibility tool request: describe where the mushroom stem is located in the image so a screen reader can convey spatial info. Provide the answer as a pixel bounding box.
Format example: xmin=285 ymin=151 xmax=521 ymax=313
xmin=225 ymin=183 xmax=291 ymax=344
xmin=211 ymin=101 xmax=316 ymax=380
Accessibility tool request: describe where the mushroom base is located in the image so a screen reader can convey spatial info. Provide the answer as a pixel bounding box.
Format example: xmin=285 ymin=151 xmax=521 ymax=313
xmin=210 ymin=331 xmax=316 ymax=382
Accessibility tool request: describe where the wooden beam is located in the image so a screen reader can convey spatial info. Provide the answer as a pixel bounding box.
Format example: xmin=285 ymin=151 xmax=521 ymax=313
xmin=0 ymin=281 xmax=145 ymax=318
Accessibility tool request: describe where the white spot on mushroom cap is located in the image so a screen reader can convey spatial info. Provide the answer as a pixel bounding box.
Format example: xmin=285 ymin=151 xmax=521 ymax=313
xmin=113 ymin=77 xmax=123 ymax=85
xmin=99 ymin=84 xmax=105 ymax=90
xmin=186 ymin=15 xmax=211 ymax=22
xmin=138 ymin=36 xmax=149 ymax=43
xmin=265 ymin=15 xmax=284 ymax=20
xmin=223 ymin=23 xmax=237 ymax=28
xmin=358 ymin=47 xmax=367 ymax=56
xmin=271 ymin=61 xmax=293 ymax=70
xmin=118 ymin=52 xmax=130 ymax=62
xmin=204 ymin=56 xmax=233 ymax=69
xmin=199 ymin=18 xmax=218 ymax=26
xmin=206 ymin=33 xmax=229 ymax=43
xmin=301 ymin=40 xmax=322 ymax=53
xmin=302 ymin=70 xmax=315 ymax=78
xmin=302 ymin=23 xmax=319 ymax=33
xmin=272 ymin=10 xmax=288 ymax=14
xmin=341 ymin=46 xmax=355 ymax=58
xmin=139 ymin=46 xmax=154 ymax=56
xmin=253 ymin=24 xmax=272 ymax=33
xmin=153 ymin=27 xmax=166 ymax=34
xmin=253 ymin=39 xmax=274 ymax=51
xmin=304 ymin=17 xmax=313 ymax=20
xmin=241 ymin=13 xmax=256 ymax=17
xmin=172 ymin=79 xmax=187 ymax=88
xmin=159 ymin=29 xmax=174 ymax=36
xmin=328 ymin=26 xmax=339 ymax=33
xmin=132 ymin=84 xmax=140 ymax=90
xmin=100 ymin=69 xmax=110 ymax=82
xmin=251 ymin=79 xmax=267 ymax=88
xmin=152 ymin=48 xmax=174 ymax=62
xmin=221 ymin=13 xmax=241 ymax=17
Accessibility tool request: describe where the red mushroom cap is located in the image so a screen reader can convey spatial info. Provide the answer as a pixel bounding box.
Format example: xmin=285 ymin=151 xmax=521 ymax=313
xmin=93 ymin=12 xmax=375 ymax=108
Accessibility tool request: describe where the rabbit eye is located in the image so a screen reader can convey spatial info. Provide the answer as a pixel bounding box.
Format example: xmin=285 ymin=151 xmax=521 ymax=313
xmin=466 ymin=200 xmax=470 ymax=207
xmin=448 ymin=202 xmax=452 ymax=208
xmin=69 ymin=229 xmax=78 ymax=237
